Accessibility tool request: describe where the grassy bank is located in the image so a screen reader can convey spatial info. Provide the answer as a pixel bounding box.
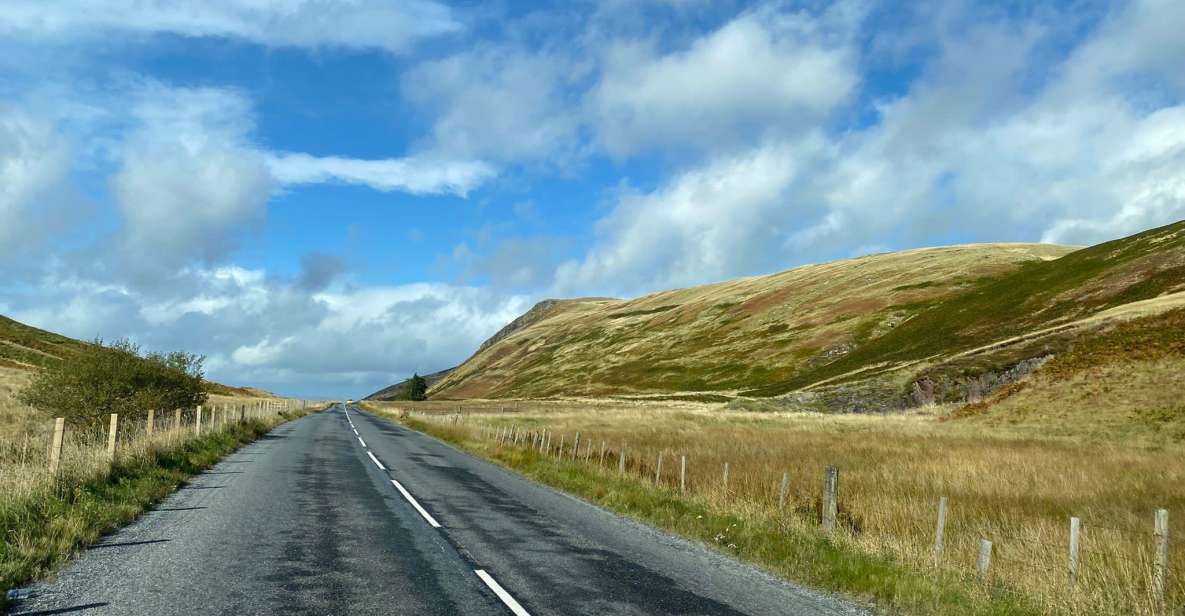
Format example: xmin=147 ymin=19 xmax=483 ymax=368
xmin=365 ymin=400 xmax=1182 ymax=616
xmin=0 ymin=406 xmax=317 ymax=607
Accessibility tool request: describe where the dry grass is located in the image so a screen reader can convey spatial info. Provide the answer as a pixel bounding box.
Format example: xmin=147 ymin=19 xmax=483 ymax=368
xmin=366 ymin=398 xmax=1184 ymax=616
xmin=431 ymin=244 xmax=1073 ymax=399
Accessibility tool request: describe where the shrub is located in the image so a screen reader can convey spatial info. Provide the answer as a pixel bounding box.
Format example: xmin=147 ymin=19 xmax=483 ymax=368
xmin=19 ymin=338 xmax=207 ymax=427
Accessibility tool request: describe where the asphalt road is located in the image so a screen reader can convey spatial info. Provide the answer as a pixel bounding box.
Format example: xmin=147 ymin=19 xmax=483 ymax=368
xmin=9 ymin=405 xmax=867 ymax=616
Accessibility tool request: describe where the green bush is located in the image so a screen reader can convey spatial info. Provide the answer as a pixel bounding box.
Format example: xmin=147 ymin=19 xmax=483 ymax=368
xmin=19 ymin=338 xmax=207 ymax=428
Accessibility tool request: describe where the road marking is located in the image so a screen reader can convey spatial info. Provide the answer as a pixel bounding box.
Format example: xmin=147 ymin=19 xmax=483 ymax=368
xmin=353 ymin=428 xmax=359 ymax=435
xmin=366 ymin=451 xmax=386 ymax=470
xmin=358 ymin=436 xmax=367 ymax=447
xmin=390 ymin=479 xmax=442 ymax=528
xmin=475 ymin=570 xmax=531 ymax=616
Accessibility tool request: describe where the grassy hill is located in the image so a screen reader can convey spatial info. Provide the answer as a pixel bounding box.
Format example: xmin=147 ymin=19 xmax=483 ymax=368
xmin=426 ymin=220 xmax=1185 ymax=410
xmin=0 ymin=315 xmax=268 ymax=404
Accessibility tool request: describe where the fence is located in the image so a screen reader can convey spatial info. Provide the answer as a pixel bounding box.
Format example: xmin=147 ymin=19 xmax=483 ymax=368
xmin=406 ymin=409 xmax=1181 ymax=616
xmin=1 ymin=399 xmax=309 ymax=503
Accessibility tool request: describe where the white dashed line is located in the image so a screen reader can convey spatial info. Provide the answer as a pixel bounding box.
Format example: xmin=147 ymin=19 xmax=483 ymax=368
xmin=358 ymin=436 xmax=367 ymax=447
xmin=390 ymin=478 xmax=442 ymax=528
xmin=475 ymin=570 xmax=531 ymax=616
xmin=366 ymin=451 xmax=386 ymax=471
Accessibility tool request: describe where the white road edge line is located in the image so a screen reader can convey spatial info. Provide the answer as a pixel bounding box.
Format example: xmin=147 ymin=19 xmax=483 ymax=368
xmin=390 ymin=479 xmax=442 ymax=528
xmin=358 ymin=436 xmax=367 ymax=447
xmin=474 ymin=570 xmax=531 ymax=616
xmin=366 ymin=451 xmax=386 ymax=471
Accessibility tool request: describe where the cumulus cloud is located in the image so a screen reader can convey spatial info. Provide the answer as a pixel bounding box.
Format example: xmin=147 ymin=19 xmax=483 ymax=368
xmin=111 ymin=86 xmax=274 ymax=275
xmin=0 ymin=109 xmax=73 ymax=260
xmin=591 ymin=3 xmax=861 ymax=157
xmin=553 ymin=0 xmax=1185 ymax=295
xmin=403 ymin=45 xmax=588 ymax=165
xmin=0 ymin=0 xmax=461 ymax=53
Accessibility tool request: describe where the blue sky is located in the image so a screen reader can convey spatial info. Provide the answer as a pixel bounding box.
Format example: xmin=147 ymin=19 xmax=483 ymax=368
xmin=1 ymin=0 xmax=1183 ymax=398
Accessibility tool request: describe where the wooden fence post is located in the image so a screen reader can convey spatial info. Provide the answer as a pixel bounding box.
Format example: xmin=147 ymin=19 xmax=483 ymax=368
xmin=106 ymin=413 xmax=119 ymax=459
xmin=822 ymin=466 xmax=839 ymax=533
xmin=239 ymin=405 xmax=245 ymax=423
xmin=935 ymin=496 xmax=948 ymax=566
xmin=1154 ymin=509 xmax=1169 ymax=610
xmin=680 ymin=455 xmax=687 ymax=495
xmin=195 ymin=406 xmax=203 ymax=435
xmin=600 ymin=441 xmax=607 ymax=467
xmin=778 ymin=472 xmax=790 ymax=511
xmin=146 ymin=409 xmax=155 ymax=436
xmin=619 ymin=446 xmax=626 ymax=477
xmin=573 ymin=432 xmax=581 ymax=461
xmin=978 ymin=539 xmax=993 ymax=580
xmin=48 ymin=417 xmax=65 ymax=476
xmin=556 ymin=435 xmax=564 ymax=461
xmin=1068 ymin=516 xmax=1081 ymax=588
xmin=722 ymin=462 xmax=730 ymax=496
xmin=655 ymin=452 xmax=663 ymax=484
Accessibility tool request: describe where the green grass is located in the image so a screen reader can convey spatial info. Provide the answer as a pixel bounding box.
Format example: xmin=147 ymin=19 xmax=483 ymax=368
xmin=0 ymin=410 xmax=312 ymax=606
xmin=404 ymin=417 xmax=1043 ymax=616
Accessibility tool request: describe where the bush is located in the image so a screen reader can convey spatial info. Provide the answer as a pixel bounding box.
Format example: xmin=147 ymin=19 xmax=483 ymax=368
xmin=395 ymin=373 xmax=428 ymax=401
xmin=19 ymin=339 xmax=207 ymax=427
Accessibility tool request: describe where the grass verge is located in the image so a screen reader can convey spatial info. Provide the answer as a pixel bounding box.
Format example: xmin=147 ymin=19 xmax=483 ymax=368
xmin=0 ymin=408 xmax=316 ymax=607
xmin=397 ymin=415 xmax=1042 ymax=616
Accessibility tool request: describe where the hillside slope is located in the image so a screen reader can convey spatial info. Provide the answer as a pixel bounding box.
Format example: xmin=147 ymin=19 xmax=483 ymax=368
xmin=429 ymin=243 xmax=1074 ymax=399
xmin=428 ymin=220 xmax=1185 ymax=404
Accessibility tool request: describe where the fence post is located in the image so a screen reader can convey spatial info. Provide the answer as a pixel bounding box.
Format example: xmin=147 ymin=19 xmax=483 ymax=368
xmin=600 ymin=441 xmax=607 ymax=467
xmin=106 ymin=413 xmax=119 ymax=459
xmin=1154 ymin=509 xmax=1169 ymax=611
xmin=556 ymin=435 xmax=564 ymax=461
xmin=822 ymin=465 xmax=839 ymax=533
xmin=681 ymin=455 xmax=687 ymax=495
xmin=619 ymin=446 xmax=626 ymax=477
xmin=655 ymin=452 xmax=663 ymax=484
xmin=146 ymin=409 xmax=155 ymax=436
xmin=239 ymin=405 xmax=245 ymax=423
xmin=196 ymin=406 xmax=203 ymax=435
xmin=779 ymin=472 xmax=790 ymax=511
xmin=1068 ymin=516 xmax=1081 ymax=588
xmin=934 ymin=496 xmax=949 ymax=566
xmin=573 ymin=432 xmax=581 ymax=461
xmin=978 ymin=539 xmax=993 ymax=580
xmin=722 ymin=462 xmax=730 ymax=496
xmin=48 ymin=417 xmax=65 ymax=476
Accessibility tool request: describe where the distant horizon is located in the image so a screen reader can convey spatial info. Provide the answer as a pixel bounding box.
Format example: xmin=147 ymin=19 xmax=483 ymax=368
xmin=2 ymin=0 xmax=1183 ymax=398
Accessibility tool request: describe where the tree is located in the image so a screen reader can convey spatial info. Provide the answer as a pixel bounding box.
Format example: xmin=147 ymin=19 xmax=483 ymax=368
xmin=20 ymin=338 xmax=208 ymax=428
xmin=397 ymin=373 xmax=428 ymax=401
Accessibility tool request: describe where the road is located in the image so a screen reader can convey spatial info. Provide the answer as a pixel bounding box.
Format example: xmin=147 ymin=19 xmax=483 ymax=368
xmin=9 ymin=405 xmax=866 ymax=616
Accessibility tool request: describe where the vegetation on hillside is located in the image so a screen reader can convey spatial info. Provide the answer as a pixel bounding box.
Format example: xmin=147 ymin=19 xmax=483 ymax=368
xmin=427 ymin=243 xmax=1074 ymax=399
xmin=19 ymin=339 xmax=207 ymax=428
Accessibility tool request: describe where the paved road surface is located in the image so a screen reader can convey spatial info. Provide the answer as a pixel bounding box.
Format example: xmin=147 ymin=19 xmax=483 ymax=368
xmin=9 ymin=405 xmax=866 ymax=616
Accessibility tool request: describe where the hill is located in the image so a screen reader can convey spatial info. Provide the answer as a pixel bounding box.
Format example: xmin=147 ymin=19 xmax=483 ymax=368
xmin=424 ymin=220 xmax=1185 ymax=411
xmin=0 ymin=314 xmax=268 ymax=404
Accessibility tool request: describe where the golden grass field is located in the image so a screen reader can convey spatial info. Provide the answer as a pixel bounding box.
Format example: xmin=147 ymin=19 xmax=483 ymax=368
xmin=365 ymin=396 xmax=1184 ymax=616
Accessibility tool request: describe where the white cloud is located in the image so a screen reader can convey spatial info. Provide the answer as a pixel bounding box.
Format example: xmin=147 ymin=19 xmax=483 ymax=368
xmin=266 ymin=152 xmax=495 ymax=197
xmin=0 ymin=0 xmax=461 ymax=53
xmin=555 ymin=0 xmax=1185 ymax=295
xmin=0 ymin=109 xmax=73 ymax=258
xmin=403 ymin=45 xmax=588 ymax=165
xmin=111 ymin=86 xmax=273 ymax=275
xmin=554 ymin=139 xmax=822 ymax=294
xmin=591 ymin=3 xmax=860 ymax=157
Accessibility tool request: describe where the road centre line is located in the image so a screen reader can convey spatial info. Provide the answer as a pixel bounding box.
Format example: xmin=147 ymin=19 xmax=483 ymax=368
xmin=390 ymin=478 xmax=442 ymax=528
xmin=358 ymin=436 xmax=367 ymax=447
xmin=475 ymin=570 xmax=532 ymax=616
xmin=366 ymin=451 xmax=386 ymax=471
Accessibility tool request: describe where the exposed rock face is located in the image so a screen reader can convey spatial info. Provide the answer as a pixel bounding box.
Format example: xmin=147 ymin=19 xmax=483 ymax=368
xmin=476 ymin=300 xmax=562 ymax=354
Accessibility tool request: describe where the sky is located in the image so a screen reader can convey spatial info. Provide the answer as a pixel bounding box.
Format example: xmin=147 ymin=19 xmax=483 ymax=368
xmin=1 ymin=0 xmax=1183 ymax=399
